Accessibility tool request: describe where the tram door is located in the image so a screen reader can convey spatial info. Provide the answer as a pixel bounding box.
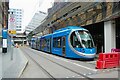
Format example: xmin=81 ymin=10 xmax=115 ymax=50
xmin=62 ymin=36 xmax=66 ymax=56
xmin=50 ymin=38 xmax=52 ymax=53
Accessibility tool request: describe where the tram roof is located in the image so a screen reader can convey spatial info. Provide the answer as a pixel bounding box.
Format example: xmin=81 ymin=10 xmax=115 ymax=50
xmin=40 ymin=33 xmax=52 ymax=38
xmin=31 ymin=38 xmax=36 ymax=40
xmin=54 ymin=26 xmax=85 ymax=33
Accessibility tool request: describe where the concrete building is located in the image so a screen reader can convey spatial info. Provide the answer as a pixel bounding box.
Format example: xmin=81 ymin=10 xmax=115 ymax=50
xmin=0 ymin=1 xmax=2 ymax=47
xmin=8 ymin=8 xmax=26 ymax=45
xmin=25 ymin=11 xmax=47 ymax=35
xmin=8 ymin=8 xmax=23 ymax=33
xmin=0 ymin=1 xmax=2 ymax=35
xmin=0 ymin=1 xmax=9 ymax=47
xmin=13 ymin=33 xmax=26 ymax=45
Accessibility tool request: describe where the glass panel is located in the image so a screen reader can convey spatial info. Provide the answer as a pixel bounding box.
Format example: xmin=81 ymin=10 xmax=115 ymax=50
xmin=53 ymin=37 xmax=61 ymax=48
xmin=78 ymin=30 xmax=94 ymax=48
xmin=70 ymin=31 xmax=82 ymax=48
xmin=46 ymin=38 xmax=51 ymax=50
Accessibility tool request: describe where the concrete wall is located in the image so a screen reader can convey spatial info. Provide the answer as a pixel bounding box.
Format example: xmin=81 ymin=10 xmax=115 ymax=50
xmin=0 ymin=1 xmax=2 ymax=47
xmin=0 ymin=2 xmax=9 ymax=48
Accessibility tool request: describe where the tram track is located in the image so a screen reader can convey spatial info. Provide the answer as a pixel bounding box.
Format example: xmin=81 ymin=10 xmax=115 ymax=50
xmin=21 ymin=48 xmax=56 ymax=80
xmin=21 ymin=47 xmax=94 ymax=80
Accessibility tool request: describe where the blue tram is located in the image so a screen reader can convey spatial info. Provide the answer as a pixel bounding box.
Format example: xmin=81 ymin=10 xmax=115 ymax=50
xmin=40 ymin=34 xmax=52 ymax=52
xmin=31 ymin=37 xmax=36 ymax=49
xmin=36 ymin=37 xmax=41 ymax=50
xmin=31 ymin=26 xmax=96 ymax=59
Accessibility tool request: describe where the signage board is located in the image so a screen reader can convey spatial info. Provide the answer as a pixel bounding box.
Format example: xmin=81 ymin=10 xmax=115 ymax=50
xmin=2 ymin=29 xmax=7 ymax=39
xmin=8 ymin=30 xmax=16 ymax=34
xmin=8 ymin=13 xmax=16 ymax=34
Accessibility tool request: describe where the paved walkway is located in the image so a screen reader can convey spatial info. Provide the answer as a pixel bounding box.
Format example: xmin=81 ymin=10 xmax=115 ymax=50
xmin=0 ymin=48 xmax=2 ymax=80
xmin=0 ymin=47 xmax=28 ymax=78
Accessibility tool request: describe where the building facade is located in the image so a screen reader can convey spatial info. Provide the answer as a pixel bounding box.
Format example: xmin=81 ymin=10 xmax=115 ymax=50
xmin=8 ymin=8 xmax=26 ymax=45
xmin=25 ymin=11 xmax=47 ymax=35
xmin=0 ymin=1 xmax=9 ymax=47
xmin=9 ymin=8 xmax=23 ymax=33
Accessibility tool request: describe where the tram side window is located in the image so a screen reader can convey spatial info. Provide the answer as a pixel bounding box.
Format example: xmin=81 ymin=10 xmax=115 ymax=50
xmin=36 ymin=39 xmax=38 ymax=46
xmin=46 ymin=39 xmax=50 ymax=47
xmin=38 ymin=39 xmax=40 ymax=46
xmin=53 ymin=38 xmax=56 ymax=47
xmin=44 ymin=39 xmax=47 ymax=47
xmin=41 ymin=39 xmax=46 ymax=48
xmin=53 ymin=37 xmax=61 ymax=48
xmin=70 ymin=32 xmax=82 ymax=48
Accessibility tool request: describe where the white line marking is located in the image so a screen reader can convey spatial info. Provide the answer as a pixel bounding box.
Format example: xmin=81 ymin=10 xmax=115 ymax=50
xmin=83 ymin=74 xmax=86 ymax=75
xmin=64 ymin=60 xmax=97 ymax=72
xmin=42 ymin=52 xmax=97 ymax=72
xmin=45 ymin=54 xmax=49 ymax=55
xmin=107 ymin=70 xmax=109 ymax=71
xmin=86 ymin=61 xmax=96 ymax=63
xmin=103 ymin=71 xmax=105 ymax=72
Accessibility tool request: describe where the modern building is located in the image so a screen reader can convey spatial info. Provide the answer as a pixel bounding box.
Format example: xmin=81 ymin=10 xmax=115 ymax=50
xmin=0 ymin=1 xmax=9 ymax=47
xmin=8 ymin=8 xmax=23 ymax=33
xmin=8 ymin=8 xmax=26 ymax=45
xmin=25 ymin=11 xmax=47 ymax=35
xmin=0 ymin=1 xmax=2 ymax=47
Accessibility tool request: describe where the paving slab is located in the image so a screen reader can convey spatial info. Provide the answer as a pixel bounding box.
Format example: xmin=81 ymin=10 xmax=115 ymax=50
xmin=1 ymin=47 xmax=28 ymax=78
xmin=0 ymin=48 xmax=2 ymax=80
